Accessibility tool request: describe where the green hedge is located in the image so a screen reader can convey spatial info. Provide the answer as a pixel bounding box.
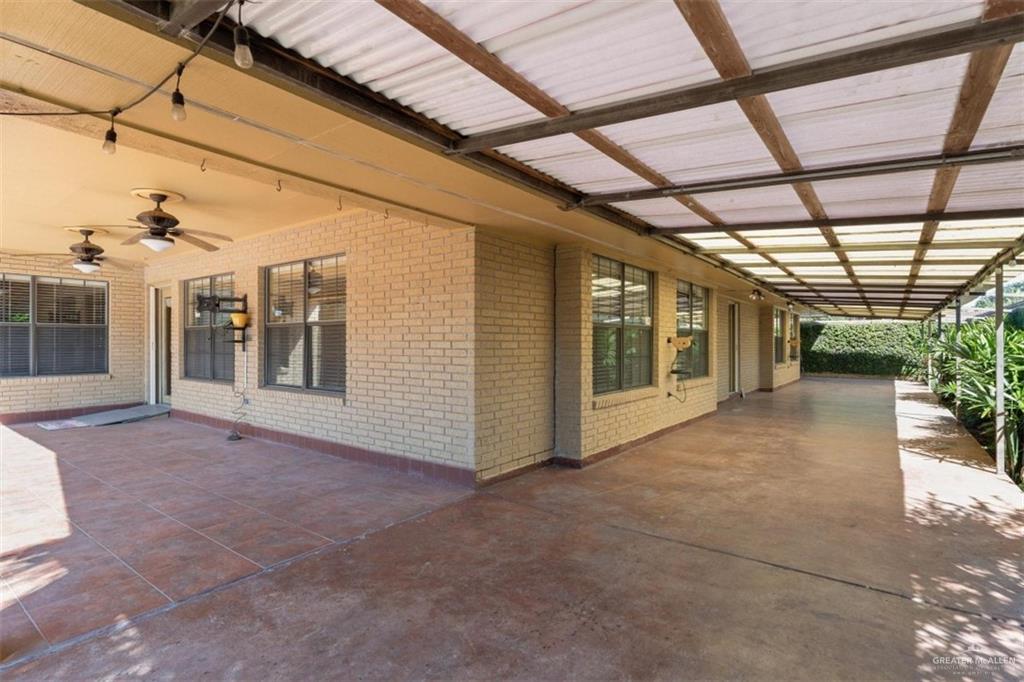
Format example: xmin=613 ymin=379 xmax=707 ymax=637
xmin=800 ymin=321 xmax=925 ymax=377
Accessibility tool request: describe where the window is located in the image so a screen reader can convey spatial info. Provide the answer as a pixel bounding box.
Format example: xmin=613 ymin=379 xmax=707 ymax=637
xmin=592 ymin=255 xmax=653 ymax=394
xmin=184 ymin=274 xmax=234 ymax=381
xmin=774 ymin=308 xmax=786 ymax=364
xmin=675 ymin=280 xmax=709 ymax=379
xmin=0 ymin=274 xmax=107 ymax=377
xmin=789 ymin=313 xmax=800 ymax=360
xmin=265 ymin=254 xmax=346 ymax=392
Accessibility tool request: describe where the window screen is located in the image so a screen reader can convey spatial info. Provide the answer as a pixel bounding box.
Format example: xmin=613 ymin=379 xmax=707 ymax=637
xmin=184 ymin=274 xmax=234 ymax=381
xmin=675 ymin=280 xmax=709 ymax=379
xmin=591 ymin=256 xmax=652 ymax=394
xmin=265 ymin=255 xmax=346 ymax=393
xmin=0 ymin=274 xmax=107 ymax=376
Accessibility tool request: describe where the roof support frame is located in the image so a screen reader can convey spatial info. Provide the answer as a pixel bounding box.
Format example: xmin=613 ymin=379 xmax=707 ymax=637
xmin=652 ymin=209 xmax=1024 ymax=235
xmin=574 ymin=145 xmax=1024 ymax=207
xmin=449 ymin=14 xmax=1024 ymax=153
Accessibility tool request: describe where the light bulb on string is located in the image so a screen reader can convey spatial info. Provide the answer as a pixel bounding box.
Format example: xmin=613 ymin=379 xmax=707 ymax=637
xmin=101 ymin=110 xmax=119 ymax=155
xmin=233 ymin=1 xmax=254 ymax=69
xmin=170 ymin=63 xmax=187 ymax=121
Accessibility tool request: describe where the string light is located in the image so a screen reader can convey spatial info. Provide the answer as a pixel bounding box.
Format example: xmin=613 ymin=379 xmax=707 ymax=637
xmin=170 ymin=63 xmax=187 ymax=122
xmin=102 ymin=110 xmax=119 ymax=154
xmin=233 ymin=1 xmax=254 ymax=69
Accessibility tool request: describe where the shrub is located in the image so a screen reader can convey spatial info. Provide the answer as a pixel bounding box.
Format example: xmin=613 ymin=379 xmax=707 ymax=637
xmin=800 ymin=321 xmax=925 ymax=377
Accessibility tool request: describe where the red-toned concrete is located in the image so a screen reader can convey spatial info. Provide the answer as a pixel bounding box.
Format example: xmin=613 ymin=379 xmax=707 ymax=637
xmin=0 ymin=418 xmax=468 ymax=663
xmin=2 ymin=379 xmax=1021 ymax=679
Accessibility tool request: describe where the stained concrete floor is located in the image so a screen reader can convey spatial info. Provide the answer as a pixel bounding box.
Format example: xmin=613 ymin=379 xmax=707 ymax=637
xmin=2 ymin=378 xmax=1022 ymax=680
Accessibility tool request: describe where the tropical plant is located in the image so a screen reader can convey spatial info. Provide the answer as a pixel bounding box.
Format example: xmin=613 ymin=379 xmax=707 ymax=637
xmin=930 ymin=319 xmax=1024 ymax=483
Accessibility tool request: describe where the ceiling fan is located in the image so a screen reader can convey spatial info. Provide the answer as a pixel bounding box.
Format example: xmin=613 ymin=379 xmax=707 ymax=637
xmin=0 ymin=229 xmax=126 ymax=274
xmin=121 ymin=191 xmax=233 ymax=253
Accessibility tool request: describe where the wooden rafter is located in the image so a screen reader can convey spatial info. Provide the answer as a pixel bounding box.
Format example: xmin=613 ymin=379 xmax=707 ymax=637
xmin=449 ymin=14 xmax=1024 ymax=153
xmin=900 ymin=0 xmax=1023 ymax=314
xmin=374 ymin=0 xmax=839 ymax=309
xmin=675 ymin=0 xmax=871 ymax=312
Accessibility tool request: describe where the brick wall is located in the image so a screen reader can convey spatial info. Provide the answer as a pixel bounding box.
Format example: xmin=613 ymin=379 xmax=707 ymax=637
xmin=759 ymin=306 xmax=801 ymax=390
xmin=555 ymin=246 xmax=719 ymax=460
xmin=715 ymin=296 xmax=762 ymax=400
xmin=474 ymin=232 xmax=555 ymax=480
xmin=0 ymin=254 xmax=145 ymax=417
xmin=144 ymin=210 xmax=477 ymax=473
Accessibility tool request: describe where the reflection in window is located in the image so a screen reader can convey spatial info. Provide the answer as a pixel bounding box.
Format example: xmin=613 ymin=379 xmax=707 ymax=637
xmin=592 ymin=255 xmax=652 ymax=394
xmin=265 ymin=255 xmax=346 ymax=392
xmin=675 ymin=280 xmax=709 ymax=379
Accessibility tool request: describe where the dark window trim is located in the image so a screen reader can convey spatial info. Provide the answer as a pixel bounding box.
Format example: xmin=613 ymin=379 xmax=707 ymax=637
xmin=592 ymin=255 xmax=654 ymax=396
xmin=789 ymin=312 xmax=801 ymax=360
xmin=674 ymin=278 xmax=710 ymax=380
xmin=182 ymin=273 xmax=235 ymax=382
xmin=0 ymin=273 xmax=109 ymax=377
xmin=263 ymin=254 xmax=347 ymax=394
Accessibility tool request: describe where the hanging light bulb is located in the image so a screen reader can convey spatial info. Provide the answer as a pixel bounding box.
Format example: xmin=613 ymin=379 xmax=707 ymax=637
xmin=233 ymin=1 xmax=254 ymax=69
xmin=170 ymin=63 xmax=187 ymax=121
xmin=102 ymin=110 xmax=119 ymax=155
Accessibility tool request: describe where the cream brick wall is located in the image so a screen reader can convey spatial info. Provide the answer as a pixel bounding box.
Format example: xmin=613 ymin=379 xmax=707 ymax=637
xmin=715 ymin=296 xmax=762 ymax=400
xmin=144 ymin=210 xmax=477 ymax=472
xmin=0 ymin=254 xmax=146 ymax=415
xmin=474 ymin=231 xmax=554 ymax=480
xmin=759 ymin=306 xmax=801 ymax=390
xmin=555 ymin=246 xmax=720 ymax=460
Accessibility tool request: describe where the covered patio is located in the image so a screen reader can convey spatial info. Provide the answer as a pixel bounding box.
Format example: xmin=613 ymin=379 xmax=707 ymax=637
xmin=2 ymin=378 xmax=1020 ymax=678
xmin=1 ymin=0 xmax=1023 ymax=678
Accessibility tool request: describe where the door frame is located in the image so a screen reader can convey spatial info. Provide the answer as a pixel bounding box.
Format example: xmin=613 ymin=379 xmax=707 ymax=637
xmin=148 ymin=284 xmax=173 ymax=405
xmin=728 ymin=302 xmax=741 ymax=394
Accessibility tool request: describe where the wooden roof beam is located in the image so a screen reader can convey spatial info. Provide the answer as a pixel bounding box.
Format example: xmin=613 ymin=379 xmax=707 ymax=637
xmin=449 ymin=14 xmax=1024 ymax=153
xmin=704 ymin=239 xmax=1016 ymax=255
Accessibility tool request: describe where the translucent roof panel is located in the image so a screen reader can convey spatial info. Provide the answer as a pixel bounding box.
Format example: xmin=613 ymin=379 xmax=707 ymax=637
xmin=595 ymin=102 xmax=781 ymax=184
xmin=811 ymin=170 xmax=935 ymax=218
xmin=765 ymin=55 xmax=968 ymax=165
xmin=498 ymin=135 xmax=655 ymax=194
xmin=972 ymin=47 xmax=1024 ymax=148
xmin=244 ymin=0 xmax=541 ymax=135
xmin=687 ymin=185 xmax=808 ymax=223
xmin=721 ymin=0 xmax=983 ymax=68
xmin=745 ymin=233 xmax=830 ymax=248
xmin=945 ymin=161 xmax=1024 ymax=212
xmin=610 ymin=197 xmax=703 ymax=227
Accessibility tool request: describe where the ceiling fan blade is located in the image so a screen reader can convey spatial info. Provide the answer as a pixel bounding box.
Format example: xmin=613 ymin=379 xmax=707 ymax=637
xmin=176 ymin=233 xmax=219 ymax=252
xmin=96 ymin=257 xmax=129 ymax=270
xmin=121 ymin=232 xmax=148 ymax=246
xmin=177 ymin=228 xmax=233 ymax=242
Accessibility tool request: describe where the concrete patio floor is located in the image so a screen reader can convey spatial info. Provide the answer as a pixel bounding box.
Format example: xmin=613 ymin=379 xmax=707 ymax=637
xmin=2 ymin=378 xmax=1021 ymax=679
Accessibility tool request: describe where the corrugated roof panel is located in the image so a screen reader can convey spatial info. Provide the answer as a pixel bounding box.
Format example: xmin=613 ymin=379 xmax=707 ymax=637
xmin=690 ymin=184 xmax=808 ymax=223
xmin=594 ymin=102 xmax=780 ymax=184
xmin=609 ymin=197 xmax=704 ymax=227
xmin=945 ymin=161 xmax=1024 ymax=212
xmin=745 ymin=234 xmax=829 ymax=248
xmin=721 ymin=0 xmax=983 ymax=69
xmin=766 ymin=56 xmax=968 ymax=166
xmin=497 ymin=134 xmax=655 ymax=193
xmin=244 ymin=0 xmax=543 ymax=134
xmin=428 ymin=0 xmax=719 ymax=112
xmin=770 ymin=252 xmax=840 ymax=263
xmin=720 ymin=253 xmax=771 ymax=265
xmin=812 ymin=170 xmax=935 ymax=218
xmin=972 ymin=47 xmax=1023 ymax=148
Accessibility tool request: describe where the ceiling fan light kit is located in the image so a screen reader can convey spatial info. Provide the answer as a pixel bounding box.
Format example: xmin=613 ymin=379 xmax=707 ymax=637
xmin=72 ymin=260 xmax=102 ymax=273
xmin=140 ymin=235 xmax=175 ymax=252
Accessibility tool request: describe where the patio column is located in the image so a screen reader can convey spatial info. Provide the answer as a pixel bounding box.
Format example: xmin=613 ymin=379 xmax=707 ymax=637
xmin=994 ymin=266 xmax=1005 ymax=476
xmin=955 ymin=297 xmax=962 ymax=417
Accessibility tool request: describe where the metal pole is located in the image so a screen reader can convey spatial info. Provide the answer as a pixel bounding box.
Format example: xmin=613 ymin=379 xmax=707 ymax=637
xmin=995 ymin=267 xmax=1005 ymax=476
xmin=955 ymin=297 xmax=962 ymax=418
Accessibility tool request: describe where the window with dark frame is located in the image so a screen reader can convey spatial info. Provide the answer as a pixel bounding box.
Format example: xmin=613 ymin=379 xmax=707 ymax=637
xmin=789 ymin=313 xmax=800 ymax=359
xmin=592 ymin=255 xmax=653 ymax=395
xmin=264 ymin=254 xmax=346 ymax=393
xmin=774 ymin=308 xmax=786 ymax=364
xmin=675 ymin=279 xmax=709 ymax=379
xmin=0 ymin=273 xmax=108 ymax=377
xmin=183 ymin=274 xmax=235 ymax=381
